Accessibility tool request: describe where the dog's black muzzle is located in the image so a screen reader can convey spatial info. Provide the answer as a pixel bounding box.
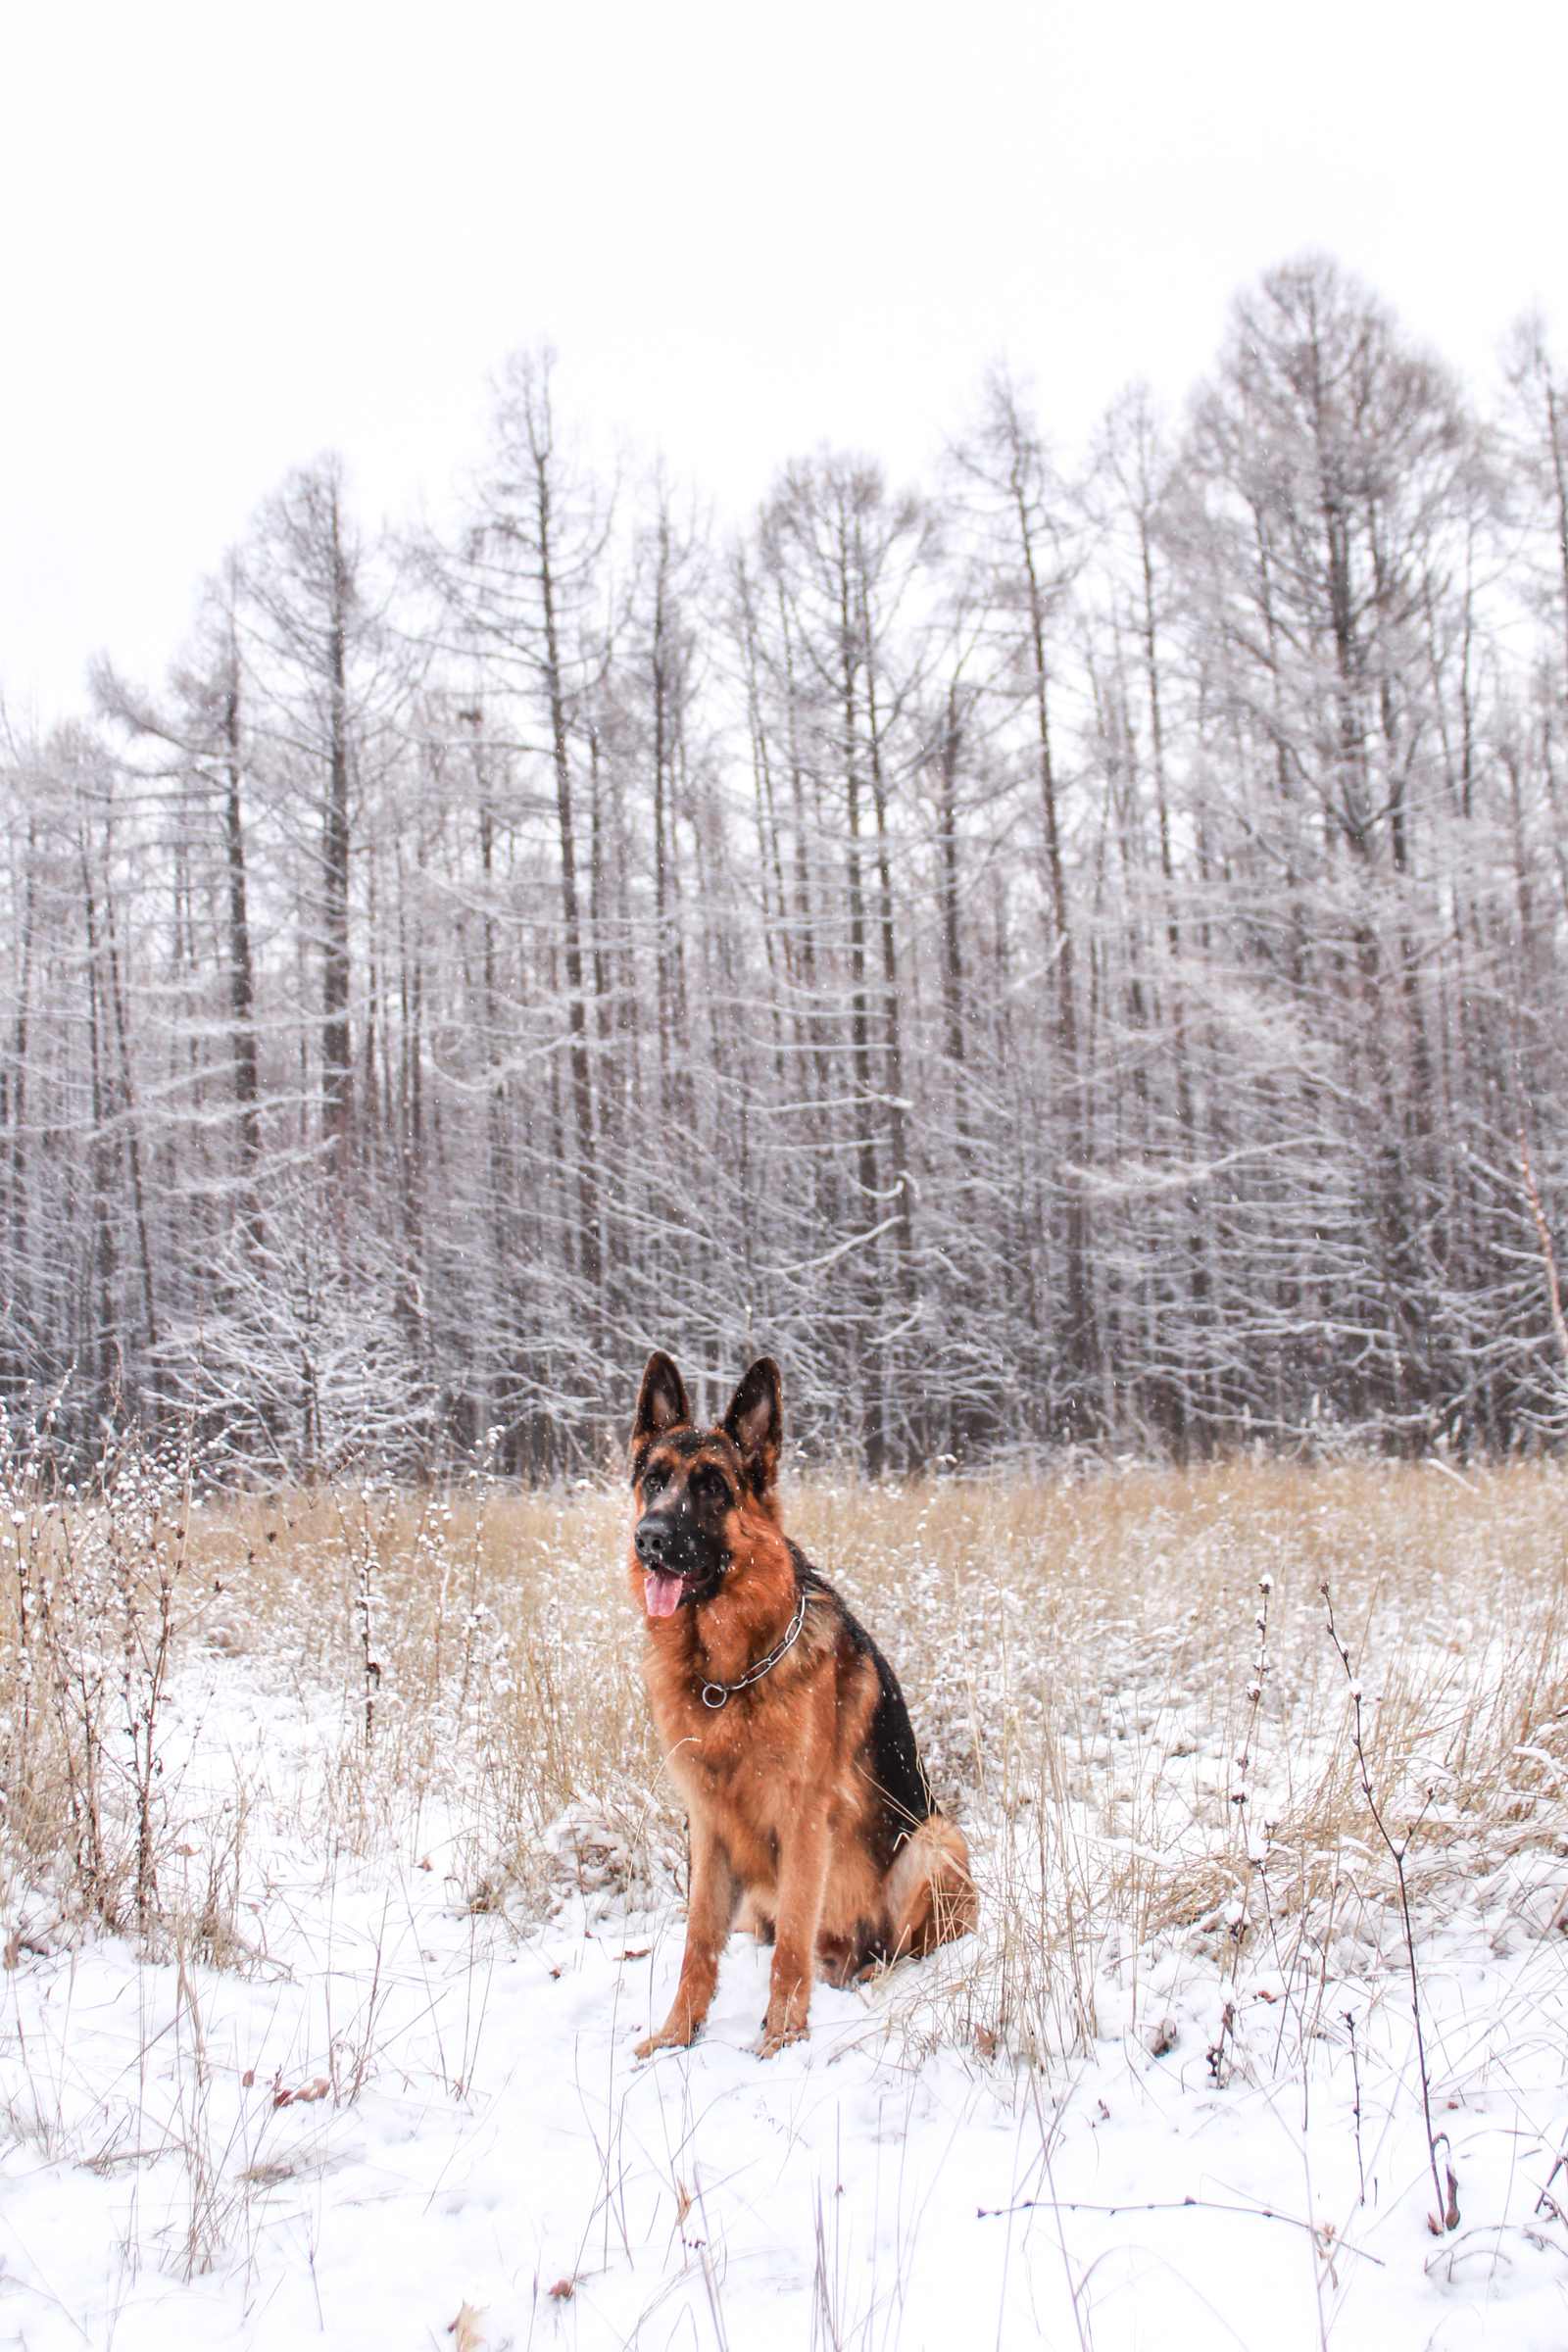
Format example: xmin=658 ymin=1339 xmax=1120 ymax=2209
xmin=634 ymin=1509 xmax=725 ymax=1595
xmin=634 ymin=1513 xmax=683 ymax=1570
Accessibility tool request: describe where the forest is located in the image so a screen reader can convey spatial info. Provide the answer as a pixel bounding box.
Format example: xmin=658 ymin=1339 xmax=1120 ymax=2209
xmin=3 ymin=252 xmax=1567 ymax=1477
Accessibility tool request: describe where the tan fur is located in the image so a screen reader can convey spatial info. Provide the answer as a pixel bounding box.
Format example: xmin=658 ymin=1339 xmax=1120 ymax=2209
xmin=627 ymin=1354 xmax=977 ymax=2057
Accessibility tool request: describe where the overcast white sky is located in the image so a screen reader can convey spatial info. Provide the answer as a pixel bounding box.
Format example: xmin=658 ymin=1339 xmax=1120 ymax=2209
xmin=3 ymin=0 xmax=1565 ymax=729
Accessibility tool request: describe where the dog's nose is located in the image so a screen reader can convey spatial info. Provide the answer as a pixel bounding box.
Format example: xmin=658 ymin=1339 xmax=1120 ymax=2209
xmin=635 ymin=1518 xmax=671 ymax=1567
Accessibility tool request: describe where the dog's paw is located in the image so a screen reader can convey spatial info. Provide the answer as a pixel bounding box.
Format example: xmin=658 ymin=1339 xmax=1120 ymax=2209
xmin=755 ymin=2018 xmax=808 ymax=2058
xmin=635 ymin=2024 xmax=696 ymax=2059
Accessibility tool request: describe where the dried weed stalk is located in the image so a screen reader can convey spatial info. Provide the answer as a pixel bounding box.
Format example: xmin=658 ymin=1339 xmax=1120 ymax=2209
xmin=1322 ymin=1579 xmax=1459 ymax=2236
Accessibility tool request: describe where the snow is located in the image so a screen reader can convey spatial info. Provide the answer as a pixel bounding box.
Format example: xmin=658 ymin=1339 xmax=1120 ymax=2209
xmin=2 ymin=1658 xmax=1567 ymax=2349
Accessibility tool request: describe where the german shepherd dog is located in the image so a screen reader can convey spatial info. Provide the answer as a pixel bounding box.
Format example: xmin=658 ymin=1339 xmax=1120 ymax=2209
xmin=628 ymin=1351 xmax=976 ymax=2056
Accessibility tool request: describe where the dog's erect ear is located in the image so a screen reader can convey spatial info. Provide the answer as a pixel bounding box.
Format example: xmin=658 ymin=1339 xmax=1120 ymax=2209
xmin=633 ymin=1351 xmax=692 ymax=1459
xmin=722 ymin=1357 xmax=783 ymax=1495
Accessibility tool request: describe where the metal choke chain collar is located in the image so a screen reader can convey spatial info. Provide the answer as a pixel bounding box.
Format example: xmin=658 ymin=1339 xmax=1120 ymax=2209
xmin=699 ymin=1588 xmax=808 ymax=1710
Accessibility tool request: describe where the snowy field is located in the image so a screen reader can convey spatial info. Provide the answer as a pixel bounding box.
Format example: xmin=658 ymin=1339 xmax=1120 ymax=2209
xmin=3 ymin=1461 xmax=1567 ymax=2349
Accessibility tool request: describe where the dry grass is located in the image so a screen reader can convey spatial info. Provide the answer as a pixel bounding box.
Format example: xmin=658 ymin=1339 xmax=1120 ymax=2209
xmin=4 ymin=1451 xmax=1567 ymax=2072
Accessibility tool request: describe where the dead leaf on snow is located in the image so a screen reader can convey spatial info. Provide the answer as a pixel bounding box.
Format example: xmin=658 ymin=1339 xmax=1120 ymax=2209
xmin=271 ymin=2073 xmax=331 ymax=2109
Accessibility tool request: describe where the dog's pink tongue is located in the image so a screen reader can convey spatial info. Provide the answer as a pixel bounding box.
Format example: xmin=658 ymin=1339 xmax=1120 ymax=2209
xmin=644 ymin=1571 xmax=683 ymax=1619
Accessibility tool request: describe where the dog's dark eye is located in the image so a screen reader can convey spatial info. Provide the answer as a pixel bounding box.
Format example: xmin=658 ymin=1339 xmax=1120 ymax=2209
xmin=695 ymin=1466 xmax=730 ymax=1505
xmin=642 ymin=1468 xmax=667 ymax=1501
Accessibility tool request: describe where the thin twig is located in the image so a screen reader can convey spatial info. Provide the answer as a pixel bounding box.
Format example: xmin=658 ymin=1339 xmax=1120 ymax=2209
xmin=1322 ymin=1582 xmax=1458 ymax=2236
xmin=1515 ymin=1045 xmax=1568 ymax=1370
xmin=975 ymin=2192 xmax=1385 ymax=2266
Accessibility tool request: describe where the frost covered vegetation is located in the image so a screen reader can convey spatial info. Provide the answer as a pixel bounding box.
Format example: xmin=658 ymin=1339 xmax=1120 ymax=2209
xmin=5 ymin=252 xmax=1568 ymax=1474
xmin=2 ymin=1439 xmax=1566 ymax=2344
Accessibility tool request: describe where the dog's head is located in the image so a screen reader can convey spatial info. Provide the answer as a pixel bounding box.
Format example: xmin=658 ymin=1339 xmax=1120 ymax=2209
xmin=629 ymin=1351 xmax=783 ymax=1619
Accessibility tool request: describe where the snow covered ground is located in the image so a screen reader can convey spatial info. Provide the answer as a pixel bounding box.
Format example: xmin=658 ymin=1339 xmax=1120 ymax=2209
xmin=2 ymin=1657 xmax=1566 ymax=2351
xmin=3 ymin=1466 xmax=1568 ymax=2348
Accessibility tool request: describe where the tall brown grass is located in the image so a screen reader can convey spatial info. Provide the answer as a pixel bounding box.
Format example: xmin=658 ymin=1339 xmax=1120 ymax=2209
xmin=4 ymin=1453 xmax=1566 ymax=2074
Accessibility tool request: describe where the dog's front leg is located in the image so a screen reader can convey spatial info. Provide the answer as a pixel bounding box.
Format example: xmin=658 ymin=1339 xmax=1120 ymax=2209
xmin=759 ymin=1807 xmax=831 ymax=2055
xmin=636 ymin=1814 xmax=735 ymax=2057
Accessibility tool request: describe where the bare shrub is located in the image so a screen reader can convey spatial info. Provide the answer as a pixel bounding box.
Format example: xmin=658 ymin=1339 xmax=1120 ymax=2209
xmin=0 ymin=1401 xmax=209 ymax=1943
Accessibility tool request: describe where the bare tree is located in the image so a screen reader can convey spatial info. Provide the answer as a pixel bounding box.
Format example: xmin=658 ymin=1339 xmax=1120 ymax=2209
xmin=951 ymin=368 xmax=1101 ymax=1425
xmin=245 ymin=454 xmax=380 ymax=1176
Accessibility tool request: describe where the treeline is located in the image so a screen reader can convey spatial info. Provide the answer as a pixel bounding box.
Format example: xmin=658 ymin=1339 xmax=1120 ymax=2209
xmin=4 ymin=255 xmax=1568 ymax=1475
